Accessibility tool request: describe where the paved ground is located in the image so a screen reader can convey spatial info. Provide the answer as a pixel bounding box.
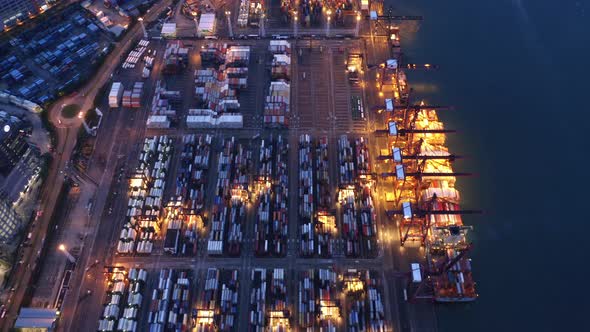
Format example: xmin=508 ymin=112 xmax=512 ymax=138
xmin=2 ymin=2 xmax=442 ymax=332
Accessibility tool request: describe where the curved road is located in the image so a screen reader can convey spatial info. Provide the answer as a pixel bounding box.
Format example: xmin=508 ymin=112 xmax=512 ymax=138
xmin=0 ymin=1 xmax=171 ymax=329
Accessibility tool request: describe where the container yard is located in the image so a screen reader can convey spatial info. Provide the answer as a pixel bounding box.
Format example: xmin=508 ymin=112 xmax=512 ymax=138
xmin=69 ymin=2 xmax=482 ymax=332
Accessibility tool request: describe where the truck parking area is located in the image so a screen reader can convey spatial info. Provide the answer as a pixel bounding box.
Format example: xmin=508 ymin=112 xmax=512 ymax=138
xmin=0 ymin=4 xmax=113 ymax=104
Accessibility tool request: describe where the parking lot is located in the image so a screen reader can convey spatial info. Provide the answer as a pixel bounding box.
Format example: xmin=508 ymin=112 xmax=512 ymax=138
xmin=0 ymin=4 xmax=113 ymax=105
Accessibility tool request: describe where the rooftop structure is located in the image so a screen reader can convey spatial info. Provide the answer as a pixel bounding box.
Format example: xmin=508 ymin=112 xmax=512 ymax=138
xmin=14 ymin=307 xmax=58 ymax=330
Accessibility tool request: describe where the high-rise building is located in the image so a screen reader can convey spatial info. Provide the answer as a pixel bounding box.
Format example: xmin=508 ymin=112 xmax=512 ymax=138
xmin=0 ymin=199 xmax=20 ymax=243
xmin=0 ymin=114 xmax=41 ymax=244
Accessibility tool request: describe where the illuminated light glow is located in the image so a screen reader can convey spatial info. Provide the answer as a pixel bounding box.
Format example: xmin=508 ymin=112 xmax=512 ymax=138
xmin=3 ymin=125 xmax=10 ymax=132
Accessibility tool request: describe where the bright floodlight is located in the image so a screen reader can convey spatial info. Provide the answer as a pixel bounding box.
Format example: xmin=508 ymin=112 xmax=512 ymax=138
xmin=3 ymin=124 xmax=9 ymax=132
xmin=59 ymin=244 xmax=66 ymax=251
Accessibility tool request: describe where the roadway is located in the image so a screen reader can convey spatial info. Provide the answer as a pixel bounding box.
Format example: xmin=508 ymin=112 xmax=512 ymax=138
xmin=0 ymin=1 xmax=172 ymax=330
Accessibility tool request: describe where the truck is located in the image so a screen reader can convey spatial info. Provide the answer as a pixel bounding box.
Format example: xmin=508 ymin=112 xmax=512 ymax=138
xmin=346 ymin=53 xmax=363 ymax=86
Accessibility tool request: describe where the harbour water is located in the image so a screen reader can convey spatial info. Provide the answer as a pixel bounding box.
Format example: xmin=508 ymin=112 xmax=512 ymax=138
xmin=386 ymin=0 xmax=590 ymax=330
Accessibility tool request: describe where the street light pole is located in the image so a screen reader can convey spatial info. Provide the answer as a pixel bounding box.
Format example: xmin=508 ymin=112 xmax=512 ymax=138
xmin=326 ymin=10 xmax=331 ymax=37
xmin=225 ymin=11 xmax=233 ymax=38
xmin=259 ymin=13 xmax=265 ymax=38
xmin=356 ymin=12 xmax=361 ymax=37
xmin=192 ymin=12 xmax=198 ymax=37
xmin=59 ymin=244 xmax=76 ymax=264
xmin=293 ymin=11 xmax=298 ymax=39
xmin=138 ymin=17 xmax=147 ymax=38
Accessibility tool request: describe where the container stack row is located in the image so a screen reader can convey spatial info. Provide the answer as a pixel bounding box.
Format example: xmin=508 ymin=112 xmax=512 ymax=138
xmin=299 ymin=134 xmax=315 ymax=256
xmin=238 ymin=0 xmax=250 ymax=27
xmin=196 ymin=44 xmax=249 ymax=114
xmin=98 ymin=268 xmax=147 ymax=332
xmin=315 ymin=136 xmax=331 ymax=210
xmin=254 ymin=136 xmax=289 ymax=256
xmin=195 ymin=268 xmax=220 ymax=331
xmin=298 ymin=269 xmax=315 ymax=329
xmin=338 ymin=135 xmax=356 ymax=185
xmin=208 ymin=138 xmax=234 ymax=255
xmin=172 ymin=134 xmax=212 ymax=215
xmin=122 ymin=39 xmax=149 ymax=69
xmin=355 ymin=137 xmax=371 ymax=177
xmin=139 ymin=136 xmax=173 ymax=255
xmin=162 ymin=40 xmax=189 ymax=75
xmin=147 ymin=80 xmax=179 ymax=129
xmin=268 ymin=268 xmax=290 ymax=331
xmin=119 ymin=269 xmax=148 ymax=332
xmin=109 ymin=82 xmax=124 ymax=108
xmin=122 ymin=82 xmax=144 ymax=109
xmin=366 ymin=271 xmax=386 ymax=332
xmin=340 ymin=186 xmax=359 ymax=257
xmin=358 ymin=184 xmax=378 ymax=257
xmin=273 ymin=136 xmax=289 ymax=256
xmin=219 ymin=270 xmax=240 ymax=331
xmin=249 ymin=268 xmax=266 ymax=331
xmin=265 ymin=41 xmax=291 ymax=127
xmin=317 ymin=269 xmax=339 ymax=332
xmin=271 ymin=54 xmax=291 ymax=81
xmin=167 ymin=271 xmax=192 ymax=331
xmin=227 ymin=142 xmax=251 ymax=256
xmin=254 ymin=138 xmax=272 ymax=256
xmin=162 ymin=207 xmax=201 ymax=256
xmin=315 ymin=136 xmax=335 ymax=257
xmin=119 ymin=136 xmax=172 ymax=255
xmin=147 ymin=269 xmax=173 ymax=331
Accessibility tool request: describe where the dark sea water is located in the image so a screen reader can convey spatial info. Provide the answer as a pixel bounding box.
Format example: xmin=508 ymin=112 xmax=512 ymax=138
xmin=383 ymin=0 xmax=590 ymax=330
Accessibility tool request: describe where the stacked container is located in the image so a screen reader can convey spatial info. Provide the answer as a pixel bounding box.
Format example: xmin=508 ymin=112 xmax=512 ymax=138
xmin=119 ymin=136 xmax=172 ymax=255
xmin=148 ymin=269 xmax=174 ymax=331
xmin=208 ymin=139 xmax=234 ymax=255
xmin=167 ymin=271 xmax=191 ymax=331
xmin=264 ymin=81 xmax=290 ymax=127
xmin=265 ymin=41 xmax=291 ymax=127
xmin=109 ymin=82 xmax=124 ymax=108
xmin=227 ymin=142 xmax=251 ymax=256
xmin=299 ymin=135 xmax=314 ymax=256
xmin=355 ymin=137 xmax=370 ymax=176
xmin=238 ymin=0 xmax=250 ymax=27
xmin=249 ymin=268 xmax=266 ymax=330
xmin=338 ymin=135 xmax=355 ymax=185
xmin=341 ymin=187 xmax=359 ymax=257
xmin=298 ymin=270 xmax=315 ymax=328
xmin=220 ymin=270 xmax=239 ymax=330
xmin=98 ymin=268 xmax=130 ymax=331
xmin=273 ymin=135 xmax=289 ymax=256
xmin=268 ymin=268 xmax=290 ymax=331
xmin=122 ymin=39 xmax=149 ymax=69
xmin=116 ymin=268 xmax=148 ymax=332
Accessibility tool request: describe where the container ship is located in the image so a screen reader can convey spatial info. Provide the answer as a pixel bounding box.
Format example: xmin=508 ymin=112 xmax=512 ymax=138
xmin=374 ymin=15 xmax=479 ymax=302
